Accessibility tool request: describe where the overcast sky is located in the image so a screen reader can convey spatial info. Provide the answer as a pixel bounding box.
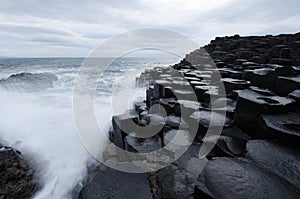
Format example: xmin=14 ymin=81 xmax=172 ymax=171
xmin=0 ymin=0 xmax=299 ymax=57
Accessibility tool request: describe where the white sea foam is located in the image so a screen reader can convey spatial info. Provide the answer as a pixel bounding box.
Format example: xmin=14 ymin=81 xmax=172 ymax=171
xmin=0 ymin=57 xmax=178 ymax=198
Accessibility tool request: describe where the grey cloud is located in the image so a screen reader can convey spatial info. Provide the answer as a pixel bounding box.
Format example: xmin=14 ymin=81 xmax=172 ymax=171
xmin=0 ymin=0 xmax=299 ymax=57
xmin=0 ymin=23 xmax=98 ymax=48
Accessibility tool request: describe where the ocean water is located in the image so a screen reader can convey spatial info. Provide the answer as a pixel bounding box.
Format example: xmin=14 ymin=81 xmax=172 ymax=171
xmin=0 ymin=57 xmax=179 ymax=199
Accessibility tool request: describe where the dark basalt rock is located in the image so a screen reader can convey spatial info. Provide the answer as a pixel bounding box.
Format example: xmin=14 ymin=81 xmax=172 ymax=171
xmin=195 ymin=86 xmax=218 ymax=103
xmin=249 ymin=86 xmax=275 ymax=96
xmin=246 ymin=140 xmax=300 ymax=189
xmin=79 ymin=166 xmax=152 ymax=199
xmin=243 ymin=65 xmax=295 ymax=90
xmin=175 ymin=100 xmax=201 ymax=117
xmin=275 ymin=76 xmax=300 ymax=96
xmin=194 ymin=174 xmax=215 ymax=199
xmin=185 ymin=77 xmax=201 ymax=82
xmin=0 ymin=146 xmax=38 ymax=199
xmin=135 ymin=101 xmax=148 ymax=114
xmin=234 ymin=88 xmax=295 ymax=136
xmin=190 ymin=110 xmax=231 ymax=138
xmin=270 ymin=58 xmax=292 ymax=65
xmin=159 ymin=98 xmax=177 ymax=115
xmin=154 ymin=80 xmax=172 ymax=99
xmin=173 ymin=89 xmax=196 ymax=101
xmin=165 ymin=116 xmax=189 ymax=130
xmin=112 ymin=112 xmax=139 ymax=149
xmin=162 ymin=129 xmax=193 ymax=160
xmin=146 ymin=85 xmax=154 ymax=108
xmin=221 ymin=126 xmax=251 ymax=141
xmin=102 ymin=32 xmax=300 ymax=199
xmin=207 ymin=98 xmax=236 ymax=117
xmin=173 ymin=58 xmax=193 ymax=70
xmin=156 ymin=164 xmax=195 ymax=199
xmin=171 ymin=80 xmax=191 ymax=90
xmin=203 ymin=157 xmax=300 ymax=199
xmin=189 ymin=81 xmax=207 ymax=89
xmin=162 ymin=86 xmax=175 ymax=98
xmin=221 ymin=78 xmax=250 ymax=94
xmin=124 ymin=135 xmax=161 ymax=153
xmin=155 ymin=144 xmax=203 ymax=199
xmin=218 ymin=68 xmax=243 ymax=79
xmin=257 ymin=110 xmax=300 ymax=144
xmin=289 ymin=89 xmax=300 ymax=102
xmin=242 ymin=68 xmax=273 ymax=88
xmin=203 ymin=135 xmax=247 ymax=158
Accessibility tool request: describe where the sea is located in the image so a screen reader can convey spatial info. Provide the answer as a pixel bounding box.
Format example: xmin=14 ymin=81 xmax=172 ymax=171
xmin=0 ymin=57 xmax=179 ymax=199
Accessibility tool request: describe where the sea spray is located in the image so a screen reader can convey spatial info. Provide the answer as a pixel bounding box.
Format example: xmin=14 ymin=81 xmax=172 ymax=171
xmin=0 ymin=57 xmax=178 ymax=198
xmin=0 ymin=92 xmax=97 ymax=198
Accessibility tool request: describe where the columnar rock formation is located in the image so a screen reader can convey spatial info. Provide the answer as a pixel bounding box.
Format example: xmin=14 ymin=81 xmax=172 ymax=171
xmin=82 ymin=33 xmax=300 ymax=199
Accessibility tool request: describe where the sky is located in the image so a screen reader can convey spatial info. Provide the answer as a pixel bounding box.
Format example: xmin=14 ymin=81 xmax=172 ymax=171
xmin=0 ymin=0 xmax=299 ymax=57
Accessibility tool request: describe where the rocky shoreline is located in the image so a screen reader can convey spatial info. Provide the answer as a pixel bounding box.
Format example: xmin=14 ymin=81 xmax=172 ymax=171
xmin=0 ymin=144 xmax=38 ymax=199
xmin=81 ymin=32 xmax=300 ymax=198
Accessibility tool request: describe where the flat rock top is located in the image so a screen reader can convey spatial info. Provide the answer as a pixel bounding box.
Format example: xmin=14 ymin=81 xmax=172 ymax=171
xmin=191 ymin=110 xmax=231 ymax=127
xmin=79 ymin=166 xmax=152 ymax=199
xmin=238 ymin=89 xmax=294 ymax=105
xmin=289 ymin=89 xmax=300 ymax=100
xmin=222 ymin=78 xmax=250 ymax=84
xmin=251 ymin=68 xmax=274 ymax=76
xmin=262 ymin=111 xmax=300 ymax=136
xmin=278 ymin=75 xmax=300 ymax=83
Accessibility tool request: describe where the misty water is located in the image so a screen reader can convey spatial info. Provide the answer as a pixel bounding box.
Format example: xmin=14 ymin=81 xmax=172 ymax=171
xmin=0 ymin=57 xmax=179 ymax=198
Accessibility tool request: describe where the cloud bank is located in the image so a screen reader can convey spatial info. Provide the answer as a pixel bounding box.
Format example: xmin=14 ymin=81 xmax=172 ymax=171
xmin=0 ymin=0 xmax=299 ymax=57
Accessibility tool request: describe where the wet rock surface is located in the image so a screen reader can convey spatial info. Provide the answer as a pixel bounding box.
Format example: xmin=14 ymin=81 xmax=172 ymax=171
xmin=0 ymin=145 xmax=38 ymax=199
xmin=203 ymin=157 xmax=300 ymax=199
xmin=79 ymin=165 xmax=152 ymax=199
xmin=81 ymin=32 xmax=300 ymax=198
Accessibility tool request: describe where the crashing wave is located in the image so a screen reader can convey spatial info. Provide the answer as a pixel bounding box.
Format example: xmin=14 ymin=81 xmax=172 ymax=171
xmin=0 ymin=72 xmax=58 ymax=92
